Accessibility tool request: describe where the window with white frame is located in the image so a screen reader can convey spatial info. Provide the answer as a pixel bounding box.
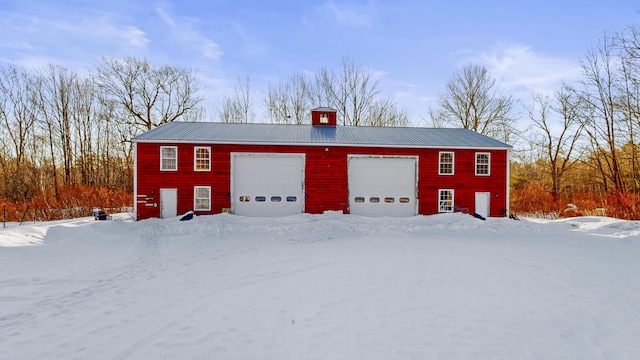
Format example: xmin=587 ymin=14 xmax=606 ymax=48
xmin=194 ymin=147 xmax=211 ymax=171
xmin=439 ymin=152 xmax=454 ymax=175
xmin=475 ymin=153 xmax=490 ymax=176
xmin=438 ymin=189 xmax=454 ymax=212
xmin=194 ymin=186 xmax=211 ymax=211
xmin=160 ymin=146 xmax=178 ymax=171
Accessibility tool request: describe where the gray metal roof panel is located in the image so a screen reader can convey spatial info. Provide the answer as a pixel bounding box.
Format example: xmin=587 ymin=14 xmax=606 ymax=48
xmin=132 ymin=122 xmax=512 ymax=149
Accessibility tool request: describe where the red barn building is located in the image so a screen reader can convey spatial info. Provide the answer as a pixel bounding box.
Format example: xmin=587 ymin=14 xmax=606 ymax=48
xmin=132 ymin=107 xmax=512 ymax=220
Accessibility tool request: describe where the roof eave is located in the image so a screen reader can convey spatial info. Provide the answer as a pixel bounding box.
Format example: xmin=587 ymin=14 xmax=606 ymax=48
xmin=131 ymin=138 xmax=512 ymax=150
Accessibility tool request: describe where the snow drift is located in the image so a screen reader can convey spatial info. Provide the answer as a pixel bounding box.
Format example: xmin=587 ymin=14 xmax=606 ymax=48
xmin=1 ymin=213 xmax=639 ymax=359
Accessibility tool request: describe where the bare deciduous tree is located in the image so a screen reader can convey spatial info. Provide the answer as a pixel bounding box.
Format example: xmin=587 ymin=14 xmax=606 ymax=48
xmin=218 ymin=77 xmax=256 ymax=123
xmin=36 ymin=64 xmax=77 ymax=186
xmin=266 ymin=72 xmax=314 ymax=124
xmin=618 ymin=24 xmax=640 ymax=191
xmin=0 ymin=64 xmax=39 ymax=200
xmin=368 ymin=98 xmax=410 ymax=127
xmin=431 ymin=64 xmax=517 ymax=143
xmin=70 ymin=77 xmax=100 ymax=187
xmin=96 ymin=57 xmax=204 ymax=132
xmin=263 ymin=56 xmax=408 ymax=126
xmin=529 ymin=89 xmax=584 ymax=200
xmin=570 ymin=36 xmax=626 ymax=193
xmin=317 ymin=56 xmax=380 ymax=126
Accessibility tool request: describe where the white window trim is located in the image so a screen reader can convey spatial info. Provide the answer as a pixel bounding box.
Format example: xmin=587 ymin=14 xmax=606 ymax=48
xmin=194 ymin=186 xmax=211 ymax=211
xmin=194 ymin=146 xmax=211 ymax=172
xmin=438 ymin=189 xmax=454 ymax=213
xmin=438 ymin=151 xmax=455 ymax=175
xmin=475 ymin=152 xmax=491 ymax=176
xmin=160 ymin=146 xmax=178 ymax=171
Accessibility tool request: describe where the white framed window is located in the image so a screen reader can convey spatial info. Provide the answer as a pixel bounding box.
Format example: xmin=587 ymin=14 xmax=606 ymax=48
xmin=320 ymin=113 xmax=329 ymax=123
xmin=194 ymin=147 xmax=211 ymax=171
xmin=194 ymin=186 xmax=211 ymax=211
xmin=439 ymin=152 xmax=454 ymax=175
xmin=160 ymin=146 xmax=178 ymax=171
xmin=438 ymin=189 xmax=454 ymax=212
xmin=475 ymin=152 xmax=490 ymax=176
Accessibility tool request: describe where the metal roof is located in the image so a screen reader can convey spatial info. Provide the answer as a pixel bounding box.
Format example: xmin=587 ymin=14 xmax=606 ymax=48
xmin=132 ymin=122 xmax=512 ymax=149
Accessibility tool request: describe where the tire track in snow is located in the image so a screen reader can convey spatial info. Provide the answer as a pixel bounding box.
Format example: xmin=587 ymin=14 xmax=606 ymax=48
xmin=108 ymin=261 xmax=332 ymax=360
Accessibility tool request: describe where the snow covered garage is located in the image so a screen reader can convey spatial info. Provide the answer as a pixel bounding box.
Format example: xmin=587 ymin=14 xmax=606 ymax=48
xmin=132 ymin=108 xmax=512 ymax=220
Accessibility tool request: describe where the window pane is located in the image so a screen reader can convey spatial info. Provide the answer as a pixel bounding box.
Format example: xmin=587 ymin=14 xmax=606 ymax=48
xmin=195 ymin=147 xmax=210 ymax=171
xmin=162 ymin=147 xmax=176 ymax=158
xmin=439 ymin=152 xmax=453 ymax=174
xmin=194 ymin=187 xmax=210 ymax=210
xmin=162 ymin=158 xmax=176 ymax=170
xmin=439 ymin=190 xmax=453 ymax=212
xmin=195 ymin=198 xmax=209 ymax=209
xmin=161 ymin=147 xmax=177 ymax=170
xmin=476 ymin=153 xmax=490 ymax=175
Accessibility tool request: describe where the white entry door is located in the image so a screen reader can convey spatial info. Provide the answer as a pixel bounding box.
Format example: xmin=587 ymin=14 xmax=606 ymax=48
xmin=160 ymin=188 xmax=178 ymax=218
xmin=475 ymin=192 xmax=490 ymax=218
xmin=348 ymin=156 xmax=417 ymax=217
xmin=231 ymin=153 xmax=305 ymax=217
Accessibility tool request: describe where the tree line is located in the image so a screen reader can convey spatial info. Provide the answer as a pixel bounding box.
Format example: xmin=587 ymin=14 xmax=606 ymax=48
xmin=427 ymin=23 xmax=640 ymax=218
xmin=2 ymin=19 xmax=640 ymax=220
xmin=0 ymin=57 xmax=206 ymax=220
xmin=0 ymin=56 xmax=409 ymax=221
xmin=219 ymin=56 xmax=409 ymax=126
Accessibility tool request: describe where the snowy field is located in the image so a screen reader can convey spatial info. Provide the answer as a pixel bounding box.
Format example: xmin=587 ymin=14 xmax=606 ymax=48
xmin=1 ymin=212 xmax=639 ymax=360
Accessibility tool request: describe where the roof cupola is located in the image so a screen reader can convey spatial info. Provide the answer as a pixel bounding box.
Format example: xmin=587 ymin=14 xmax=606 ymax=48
xmin=311 ymin=107 xmax=337 ymax=127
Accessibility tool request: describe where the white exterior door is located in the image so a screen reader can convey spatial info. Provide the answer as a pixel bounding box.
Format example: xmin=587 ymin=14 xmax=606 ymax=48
xmin=231 ymin=153 xmax=305 ymax=217
xmin=475 ymin=192 xmax=490 ymax=218
xmin=160 ymin=188 xmax=178 ymax=218
xmin=348 ymin=156 xmax=417 ymax=217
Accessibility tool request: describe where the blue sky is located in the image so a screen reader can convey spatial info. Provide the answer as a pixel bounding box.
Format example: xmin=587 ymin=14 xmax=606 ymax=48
xmin=1 ymin=0 xmax=638 ymax=124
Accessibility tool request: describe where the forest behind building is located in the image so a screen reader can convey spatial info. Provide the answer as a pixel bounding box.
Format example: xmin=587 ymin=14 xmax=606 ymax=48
xmin=1 ymin=22 xmax=640 ymax=221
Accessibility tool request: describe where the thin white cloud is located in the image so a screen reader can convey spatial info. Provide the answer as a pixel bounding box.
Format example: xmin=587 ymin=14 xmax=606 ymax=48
xmin=462 ymin=42 xmax=582 ymax=96
xmin=318 ymin=0 xmax=375 ymax=28
xmin=50 ymin=14 xmax=149 ymax=48
xmin=0 ymin=9 xmax=146 ymax=49
xmin=155 ymin=4 xmax=223 ymax=60
xmin=230 ymin=22 xmax=267 ymax=58
xmin=1 ymin=54 xmax=55 ymax=70
xmin=0 ymin=8 xmax=149 ymax=70
xmin=0 ymin=39 xmax=34 ymax=51
xmin=156 ymin=6 xmax=176 ymax=27
xmin=371 ymin=69 xmax=386 ymax=81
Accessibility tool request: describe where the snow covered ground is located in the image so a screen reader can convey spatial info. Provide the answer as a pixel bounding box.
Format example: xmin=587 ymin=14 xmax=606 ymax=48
xmin=1 ymin=212 xmax=639 ymax=359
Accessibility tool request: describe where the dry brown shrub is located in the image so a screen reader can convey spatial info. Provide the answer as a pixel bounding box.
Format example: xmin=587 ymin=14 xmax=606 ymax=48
xmin=511 ymin=186 xmax=640 ymax=220
xmin=1 ymin=185 xmax=132 ymax=223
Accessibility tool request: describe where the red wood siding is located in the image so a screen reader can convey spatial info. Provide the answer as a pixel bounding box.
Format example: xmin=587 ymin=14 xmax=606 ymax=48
xmin=135 ymin=143 xmax=509 ymax=220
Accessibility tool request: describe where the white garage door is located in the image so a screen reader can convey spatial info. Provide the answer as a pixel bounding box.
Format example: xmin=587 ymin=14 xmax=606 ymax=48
xmin=348 ymin=156 xmax=417 ymax=217
xmin=232 ymin=153 xmax=305 ymax=217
